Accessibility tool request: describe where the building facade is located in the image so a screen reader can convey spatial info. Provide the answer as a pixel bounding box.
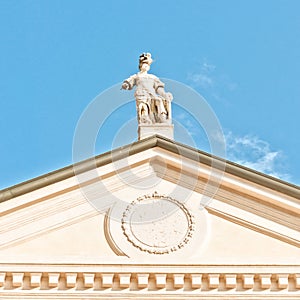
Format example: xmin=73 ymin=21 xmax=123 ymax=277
xmin=0 ymin=135 xmax=299 ymax=299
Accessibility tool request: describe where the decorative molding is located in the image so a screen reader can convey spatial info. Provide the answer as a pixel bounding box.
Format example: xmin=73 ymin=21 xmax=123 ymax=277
xmin=104 ymin=211 xmax=127 ymax=257
xmin=206 ymin=206 xmax=300 ymax=247
xmin=0 ymin=269 xmax=299 ymax=294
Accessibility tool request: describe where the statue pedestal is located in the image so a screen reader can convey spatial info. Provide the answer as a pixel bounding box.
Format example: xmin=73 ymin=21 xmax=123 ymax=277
xmin=138 ymin=124 xmax=174 ymax=140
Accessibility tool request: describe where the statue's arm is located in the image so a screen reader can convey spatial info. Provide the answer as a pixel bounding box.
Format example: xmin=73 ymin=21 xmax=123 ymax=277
xmin=155 ymin=79 xmax=173 ymax=101
xmin=122 ymin=75 xmax=136 ymax=90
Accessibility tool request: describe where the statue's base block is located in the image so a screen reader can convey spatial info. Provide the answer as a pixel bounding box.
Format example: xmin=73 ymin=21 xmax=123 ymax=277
xmin=138 ymin=124 xmax=174 ymax=140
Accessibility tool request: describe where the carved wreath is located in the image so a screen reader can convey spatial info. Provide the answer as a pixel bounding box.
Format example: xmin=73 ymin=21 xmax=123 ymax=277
xmin=121 ymin=192 xmax=195 ymax=255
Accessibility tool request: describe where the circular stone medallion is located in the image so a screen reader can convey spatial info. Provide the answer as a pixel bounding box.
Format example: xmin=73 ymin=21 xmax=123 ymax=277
xmin=121 ymin=192 xmax=194 ymax=254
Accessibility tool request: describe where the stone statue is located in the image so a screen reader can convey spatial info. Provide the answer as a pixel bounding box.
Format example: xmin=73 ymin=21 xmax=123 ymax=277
xmin=122 ymin=53 xmax=173 ymax=125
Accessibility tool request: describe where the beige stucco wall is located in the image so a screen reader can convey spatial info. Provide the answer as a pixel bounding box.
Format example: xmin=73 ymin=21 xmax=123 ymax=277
xmin=1 ymin=207 xmax=299 ymax=265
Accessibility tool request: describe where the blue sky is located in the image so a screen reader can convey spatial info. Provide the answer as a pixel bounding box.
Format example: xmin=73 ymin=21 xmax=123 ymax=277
xmin=1 ymin=0 xmax=300 ymax=189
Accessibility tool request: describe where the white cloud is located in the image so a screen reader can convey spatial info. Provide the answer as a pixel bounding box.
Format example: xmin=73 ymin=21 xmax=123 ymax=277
xmin=176 ymin=112 xmax=200 ymax=137
xmin=225 ymin=132 xmax=291 ymax=181
xmin=187 ymin=60 xmax=215 ymax=89
xmin=187 ymin=73 xmax=213 ymax=88
xmin=187 ymin=60 xmax=238 ymax=99
xmin=202 ymin=62 xmax=216 ymax=72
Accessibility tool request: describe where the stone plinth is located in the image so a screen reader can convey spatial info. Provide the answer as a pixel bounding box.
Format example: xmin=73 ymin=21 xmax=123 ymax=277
xmin=138 ymin=124 xmax=174 ymax=140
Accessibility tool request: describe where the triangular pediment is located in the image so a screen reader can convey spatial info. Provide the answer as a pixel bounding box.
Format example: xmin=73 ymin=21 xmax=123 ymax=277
xmin=0 ymin=135 xmax=299 ymax=265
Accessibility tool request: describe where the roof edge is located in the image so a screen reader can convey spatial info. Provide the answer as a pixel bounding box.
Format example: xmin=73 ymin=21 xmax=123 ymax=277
xmin=0 ymin=135 xmax=299 ymax=203
xmin=155 ymin=136 xmax=300 ymax=198
xmin=0 ymin=136 xmax=159 ymax=203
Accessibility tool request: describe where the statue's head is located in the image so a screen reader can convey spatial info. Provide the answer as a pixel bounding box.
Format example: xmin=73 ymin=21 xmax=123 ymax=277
xmin=139 ymin=52 xmax=152 ymax=70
